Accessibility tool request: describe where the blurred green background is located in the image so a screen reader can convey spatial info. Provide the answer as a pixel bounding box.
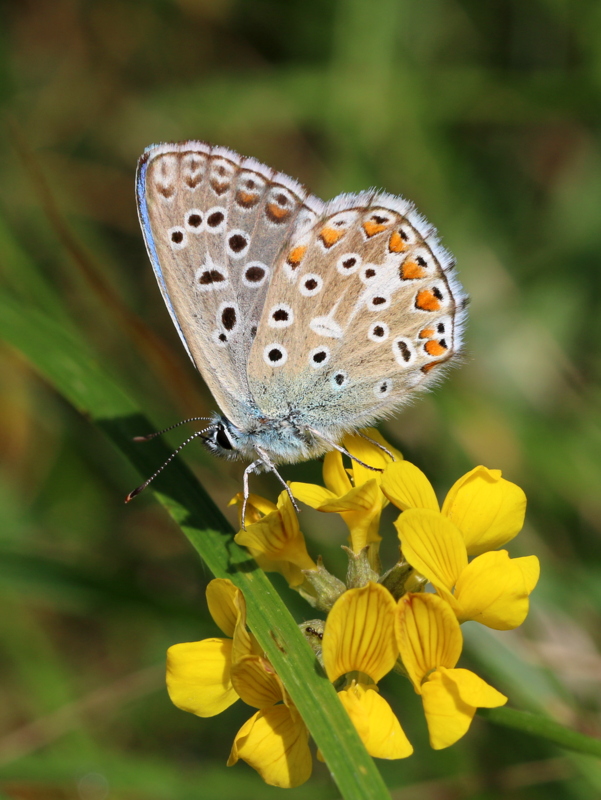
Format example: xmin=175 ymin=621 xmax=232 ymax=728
xmin=1 ymin=0 xmax=600 ymax=797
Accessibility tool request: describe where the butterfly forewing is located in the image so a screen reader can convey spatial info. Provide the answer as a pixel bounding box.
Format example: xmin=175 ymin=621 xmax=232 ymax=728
xmin=137 ymin=141 xmax=323 ymax=427
xmin=247 ymin=192 xmax=466 ymax=431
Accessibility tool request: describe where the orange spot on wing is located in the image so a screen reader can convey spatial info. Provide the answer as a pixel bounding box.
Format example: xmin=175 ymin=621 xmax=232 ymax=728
xmin=267 ymin=203 xmax=290 ymax=220
xmin=419 ymin=328 xmax=435 ymax=339
xmin=388 ymin=231 xmax=407 ymax=253
xmin=286 ymin=245 xmax=307 ymax=268
xmin=401 ymin=261 xmax=428 ymax=280
xmin=237 ymin=190 xmax=259 ymax=206
xmin=425 ymin=340 xmax=447 ymax=356
xmin=421 ymin=360 xmax=444 ymax=374
xmin=319 ymin=227 xmax=345 ymax=248
xmin=415 ymin=289 xmax=442 ymax=312
xmin=363 ymin=220 xmax=388 ymax=238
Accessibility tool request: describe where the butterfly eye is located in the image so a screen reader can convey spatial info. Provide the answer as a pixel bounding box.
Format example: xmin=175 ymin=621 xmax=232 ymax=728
xmin=215 ymin=425 xmax=234 ymax=450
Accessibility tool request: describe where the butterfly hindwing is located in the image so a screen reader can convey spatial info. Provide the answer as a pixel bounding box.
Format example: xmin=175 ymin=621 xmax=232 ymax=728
xmin=137 ymin=141 xmax=323 ymax=426
xmin=247 ymin=192 xmax=466 ymax=432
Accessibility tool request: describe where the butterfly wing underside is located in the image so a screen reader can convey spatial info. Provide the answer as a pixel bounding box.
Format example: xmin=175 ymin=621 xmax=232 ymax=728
xmin=247 ymin=192 xmax=467 ymax=435
xmin=137 ymin=142 xmax=324 ymax=426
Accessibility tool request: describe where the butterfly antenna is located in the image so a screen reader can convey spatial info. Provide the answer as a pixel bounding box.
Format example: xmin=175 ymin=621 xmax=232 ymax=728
xmin=125 ymin=425 xmax=215 ymax=502
xmin=132 ymin=417 xmax=213 ymax=442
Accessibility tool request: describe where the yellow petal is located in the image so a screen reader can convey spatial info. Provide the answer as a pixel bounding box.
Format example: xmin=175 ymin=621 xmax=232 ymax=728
xmin=235 ymin=491 xmax=316 ymax=582
xmin=230 ymin=585 xmax=256 ymax=664
xmin=290 ymin=482 xmax=338 ymax=509
xmin=441 ymin=466 xmax=527 ymax=556
xmin=421 ymin=670 xmax=476 ymax=749
xmin=206 ymin=579 xmax=239 ymax=638
xmin=517 ymin=554 xmax=541 ymax=593
xmin=166 ymin=639 xmax=238 ymax=717
xmin=395 ymin=509 xmax=467 ymax=597
xmin=455 ymin=551 xmax=540 ymax=630
xmin=323 ymin=449 xmax=353 ymax=496
xmin=319 ymin=480 xmax=384 ymax=552
xmin=317 ymin=480 xmax=381 ymax=514
xmin=440 ymin=667 xmax=507 ymax=709
xmin=338 ymin=683 xmax=413 ymax=759
xmin=228 ymin=705 xmax=312 ymax=788
xmin=342 ymin=428 xmax=402 ymax=487
xmin=231 ymin=654 xmax=283 ymax=709
xmin=229 ymin=492 xmax=277 ymax=527
xmin=396 ymin=593 xmax=462 ymax=690
xmin=381 ymin=462 xmax=439 ymax=512
xmin=347 ymin=506 xmax=383 ymax=553
xmin=323 ymin=583 xmax=398 ymax=683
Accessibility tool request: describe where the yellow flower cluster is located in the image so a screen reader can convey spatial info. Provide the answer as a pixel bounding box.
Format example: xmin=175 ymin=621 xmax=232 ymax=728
xmin=166 ymin=429 xmax=539 ymax=787
xmin=167 ymin=578 xmax=312 ymax=787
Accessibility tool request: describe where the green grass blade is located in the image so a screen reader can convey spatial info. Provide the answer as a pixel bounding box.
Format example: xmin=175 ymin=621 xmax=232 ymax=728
xmin=478 ymin=707 xmax=601 ymax=759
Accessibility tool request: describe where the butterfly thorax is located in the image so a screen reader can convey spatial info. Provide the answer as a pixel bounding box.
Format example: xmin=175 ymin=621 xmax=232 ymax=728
xmin=205 ymin=413 xmax=327 ymax=465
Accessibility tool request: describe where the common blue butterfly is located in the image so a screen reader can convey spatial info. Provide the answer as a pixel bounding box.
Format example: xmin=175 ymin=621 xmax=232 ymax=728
xmin=133 ymin=142 xmax=467 ymax=515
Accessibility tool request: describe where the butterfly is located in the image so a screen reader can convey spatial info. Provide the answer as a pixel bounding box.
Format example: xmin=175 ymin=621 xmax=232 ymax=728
xmin=132 ymin=141 xmax=467 ymax=517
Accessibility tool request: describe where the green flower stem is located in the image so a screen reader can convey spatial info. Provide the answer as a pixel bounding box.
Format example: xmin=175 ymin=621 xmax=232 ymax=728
xmin=0 ymin=291 xmax=392 ymax=800
xmin=478 ymin=707 xmax=601 ymax=758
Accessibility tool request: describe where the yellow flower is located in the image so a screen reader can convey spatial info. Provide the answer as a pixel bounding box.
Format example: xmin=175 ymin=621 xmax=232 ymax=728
xmin=291 ymin=428 xmax=402 ymax=553
xmin=227 ymin=656 xmax=312 ymax=788
xmin=166 ymin=579 xmax=249 ymax=717
xmin=396 ymin=592 xmax=507 ymax=749
xmin=167 ymin=579 xmax=312 ymax=788
xmin=395 ymin=508 xmax=539 ymax=630
xmin=382 ymin=463 xmax=527 ymax=556
xmin=322 ymin=582 xmax=413 ymax=759
xmin=234 ymin=491 xmax=317 ymax=586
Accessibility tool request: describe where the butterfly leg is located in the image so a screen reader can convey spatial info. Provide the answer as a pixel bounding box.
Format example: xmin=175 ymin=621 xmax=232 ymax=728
xmin=307 ymin=427 xmax=383 ymax=472
xmin=242 ymin=458 xmax=264 ymax=530
xmin=255 ymin=447 xmax=301 ymax=514
xmin=357 ymin=431 xmax=397 ymax=462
